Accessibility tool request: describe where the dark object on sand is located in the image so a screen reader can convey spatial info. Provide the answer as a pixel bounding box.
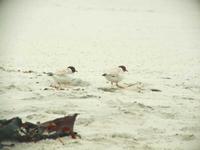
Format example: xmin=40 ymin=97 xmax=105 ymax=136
xmin=0 ymin=117 xmax=23 ymax=141
xmin=150 ymin=89 xmax=162 ymax=92
xmin=22 ymin=70 xmax=34 ymax=73
xmin=46 ymin=72 xmax=54 ymax=76
xmin=0 ymin=114 xmax=79 ymax=149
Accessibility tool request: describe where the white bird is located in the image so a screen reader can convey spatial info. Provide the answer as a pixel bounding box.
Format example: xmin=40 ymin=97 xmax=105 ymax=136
xmin=47 ymin=66 xmax=78 ymax=88
xmin=102 ymin=65 xmax=128 ymax=88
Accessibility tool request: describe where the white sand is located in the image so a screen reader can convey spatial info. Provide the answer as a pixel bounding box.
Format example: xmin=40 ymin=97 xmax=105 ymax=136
xmin=0 ymin=0 xmax=200 ymax=149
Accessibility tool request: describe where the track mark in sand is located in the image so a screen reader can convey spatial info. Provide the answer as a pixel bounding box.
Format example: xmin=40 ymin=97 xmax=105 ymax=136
xmin=45 ymin=110 xmax=66 ymax=115
xmin=116 ymin=101 xmax=177 ymax=120
xmin=86 ymin=133 xmax=153 ymax=150
xmin=138 ymin=127 xmax=166 ymax=137
xmin=135 ymin=102 xmax=154 ymax=110
xmin=23 ymin=106 xmax=40 ymax=113
xmin=174 ymin=133 xmax=196 ymax=141
xmin=97 ymin=85 xmax=143 ymax=93
xmin=45 ymin=88 xmax=101 ymax=99
xmin=175 ymin=83 xmax=200 ymax=93
xmin=98 ymin=82 xmax=145 ymax=93
xmin=156 ymin=105 xmax=170 ymax=109
xmin=110 ymin=133 xmax=139 ymax=148
xmin=98 ymin=82 xmax=162 ymax=93
xmin=2 ymin=84 xmax=23 ymax=91
xmin=98 ymin=87 xmax=119 ymax=92
xmin=0 ymin=110 xmax=16 ymax=116
xmin=112 ymin=101 xmax=154 ymax=117
xmin=0 ymin=66 xmax=18 ymax=73
xmin=63 ymin=93 xmax=100 ymax=99
xmin=172 ymin=95 xmax=200 ymax=102
xmin=182 ymin=97 xmax=195 ymax=100
xmin=87 ymin=133 xmax=138 ymax=145
xmin=152 ymin=105 xmax=178 ymax=120
xmin=21 ymin=94 xmax=44 ymax=101
xmin=26 ymin=113 xmax=47 ymax=120
xmin=79 ymin=94 xmax=101 ymax=99
xmin=111 ymin=133 xmax=138 ymax=141
xmin=0 ymin=66 xmax=38 ymax=75
xmin=157 ymin=111 xmax=176 ymax=119
xmin=0 ymin=89 xmax=5 ymax=94
xmin=77 ymin=118 xmax=95 ymax=126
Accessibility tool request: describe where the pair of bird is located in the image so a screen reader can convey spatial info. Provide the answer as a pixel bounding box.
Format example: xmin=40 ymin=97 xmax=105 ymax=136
xmin=48 ymin=65 xmax=128 ymax=88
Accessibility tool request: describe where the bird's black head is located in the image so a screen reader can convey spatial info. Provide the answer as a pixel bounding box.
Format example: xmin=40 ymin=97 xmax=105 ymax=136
xmin=118 ymin=65 xmax=128 ymax=72
xmin=67 ymin=66 xmax=78 ymax=73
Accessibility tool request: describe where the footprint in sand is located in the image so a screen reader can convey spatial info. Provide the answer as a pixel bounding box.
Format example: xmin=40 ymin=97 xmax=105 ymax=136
xmin=77 ymin=117 xmax=95 ymax=126
xmin=98 ymin=82 xmax=161 ymax=93
xmin=45 ymin=110 xmax=66 ymax=115
xmin=26 ymin=113 xmax=47 ymax=120
xmin=174 ymin=133 xmax=196 ymax=141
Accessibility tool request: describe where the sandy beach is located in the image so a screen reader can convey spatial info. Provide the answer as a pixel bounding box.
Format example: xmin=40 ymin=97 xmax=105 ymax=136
xmin=0 ymin=0 xmax=200 ymax=149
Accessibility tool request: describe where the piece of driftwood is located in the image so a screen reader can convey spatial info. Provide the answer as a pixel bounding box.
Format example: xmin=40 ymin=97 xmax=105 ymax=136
xmin=40 ymin=113 xmax=79 ymax=138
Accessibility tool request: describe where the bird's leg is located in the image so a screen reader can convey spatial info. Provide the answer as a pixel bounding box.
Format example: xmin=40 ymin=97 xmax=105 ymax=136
xmin=116 ymin=82 xmax=124 ymax=88
xmin=57 ymin=83 xmax=65 ymax=90
xmin=52 ymin=82 xmax=63 ymax=90
xmin=111 ymin=82 xmax=115 ymax=88
xmin=50 ymin=83 xmax=54 ymax=88
xmin=50 ymin=83 xmax=59 ymax=89
xmin=55 ymin=82 xmax=60 ymax=89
